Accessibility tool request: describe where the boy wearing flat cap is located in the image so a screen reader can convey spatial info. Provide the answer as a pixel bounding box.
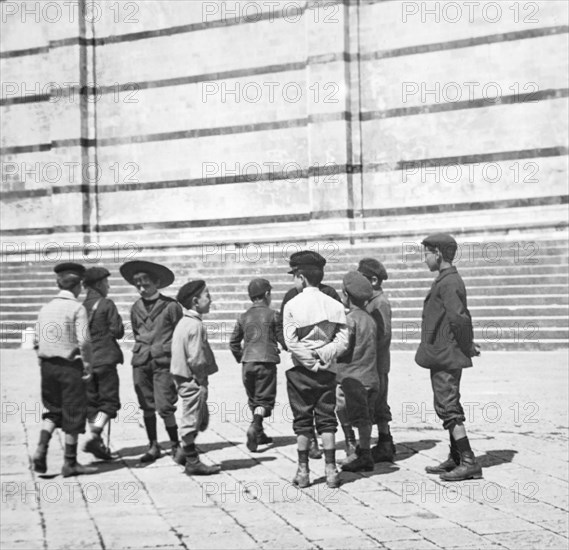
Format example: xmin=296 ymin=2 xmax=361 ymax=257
xmin=82 ymin=267 xmax=124 ymax=461
xmin=230 ymin=278 xmax=280 ymax=452
xmin=32 ymin=262 xmax=96 ymax=477
xmin=358 ymin=257 xmax=395 ymax=462
xmin=336 ymin=271 xmax=379 ymax=472
xmin=418 ymin=233 xmax=482 ymax=481
xmin=120 ymin=260 xmax=183 ymax=463
xmin=277 ymin=250 xmax=341 ymax=460
xmin=171 ymin=280 xmax=221 ymax=475
xmin=283 ymin=256 xmax=349 ymax=488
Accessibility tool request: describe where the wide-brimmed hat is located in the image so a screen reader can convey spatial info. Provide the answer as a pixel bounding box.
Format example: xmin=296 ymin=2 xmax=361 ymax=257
xmin=119 ymin=261 xmax=175 ymax=289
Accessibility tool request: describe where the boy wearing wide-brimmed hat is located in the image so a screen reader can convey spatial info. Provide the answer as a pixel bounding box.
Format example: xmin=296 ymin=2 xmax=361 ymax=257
xmin=120 ymin=260 xmax=183 ymax=463
xmin=229 ymin=278 xmax=280 ymax=452
xmin=82 ymin=266 xmax=124 ymax=461
xmin=32 ymin=262 xmax=96 ymax=477
xmin=171 ymin=280 xmax=221 ymax=475
xmin=357 ymin=257 xmax=395 ymax=462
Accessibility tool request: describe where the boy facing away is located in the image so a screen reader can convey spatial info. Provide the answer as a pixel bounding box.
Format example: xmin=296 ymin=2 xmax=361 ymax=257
xmin=417 ymin=233 xmax=482 ymax=481
xmin=171 ymin=280 xmax=221 ymax=475
xmin=282 ymin=251 xmax=349 ymax=488
xmin=336 ymin=271 xmax=379 ymax=473
xmin=229 ymin=278 xmax=280 ymax=452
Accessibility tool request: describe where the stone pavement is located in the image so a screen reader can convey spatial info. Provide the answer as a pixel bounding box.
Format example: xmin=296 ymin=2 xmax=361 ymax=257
xmin=1 ymin=349 xmax=568 ymax=550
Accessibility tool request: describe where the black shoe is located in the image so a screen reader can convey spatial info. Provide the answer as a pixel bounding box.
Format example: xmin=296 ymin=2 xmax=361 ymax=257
xmin=140 ymin=442 xmax=161 ymax=463
xmin=371 ymin=439 xmax=395 ymax=463
xmin=325 ymin=464 xmax=341 ymax=488
xmin=425 ymin=446 xmax=460 ymax=474
xmin=32 ymin=448 xmax=47 ymax=474
xmin=246 ymin=424 xmax=259 ymax=452
xmin=440 ymin=451 xmax=482 ymax=481
xmin=84 ymin=437 xmax=113 ymax=461
xmin=62 ymin=461 xmax=97 ymax=477
xmin=257 ymin=431 xmax=273 ymax=445
xmin=184 ymin=457 xmax=221 ymax=476
xmin=172 ymin=443 xmax=186 ymax=465
xmin=341 ymin=448 xmax=374 ymax=473
xmin=309 ymin=437 xmax=323 ymax=459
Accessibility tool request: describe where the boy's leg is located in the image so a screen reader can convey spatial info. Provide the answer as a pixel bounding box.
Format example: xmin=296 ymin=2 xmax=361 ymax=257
xmin=152 ymin=361 xmax=180 ymax=457
xmin=372 ymin=373 xmax=395 ymax=462
xmin=335 ymin=385 xmax=356 ymax=460
xmin=430 ymin=370 xmax=482 ymax=481
xmin=34 ymin=359 xmax=62 ymax=473
xmin=286 ymin=368 xmax=317 ymax=487
xmin=85 ymin=364 xmax=119 ymax=460
xmin=62 ymin=432 xmax=97 ymax=477
xmin=133 ymin=363 xmax=162 ymax=462
xmin=252 ymin=363 xmax=277 ymax=446
xmin=340 ymin=382 xmax=374 ymax=473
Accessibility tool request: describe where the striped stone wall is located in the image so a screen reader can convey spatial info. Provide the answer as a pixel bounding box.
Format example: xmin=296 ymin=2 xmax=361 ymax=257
xmin=1 ymin=0 xmax=568 ymax=251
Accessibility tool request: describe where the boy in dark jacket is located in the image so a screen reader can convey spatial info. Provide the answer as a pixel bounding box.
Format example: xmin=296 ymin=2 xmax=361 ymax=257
xmin=336 ymin=271 xmax=379 ymax=472
xmin=230 ymin=278 xmax=280 ymax=452
xmin=82 ymin=267 xmax=124 ymax=460
xmin=120 ymin=260 xmax=183 ymax=463
xmin=357 ymin=258 xmax=395 ymax=462
xmin=417 ymin=233 xmax=481 ymax=481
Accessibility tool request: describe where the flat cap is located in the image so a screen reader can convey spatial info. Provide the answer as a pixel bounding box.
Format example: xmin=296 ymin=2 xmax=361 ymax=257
xmin=120 ymin=260 xmax=175 ymax=289
xmin=343 ymin=271 xmax=373 ymax=302
xmin=288 ymin=250 xmax=326 ymax=274
xmin=84 ymin=267 xmax=110 ymax=286
xmin=248 ymin=278 xmax=271 ymax=299
xmin=422 ymin=233 xmax=458 ymax=261
xmin=177 ymin=280 xmax=206 ymax=309
xmin=54 ymin=262 xmax=85 ymax=277
xmin=358 ymin=257 xmax=388 ymax=281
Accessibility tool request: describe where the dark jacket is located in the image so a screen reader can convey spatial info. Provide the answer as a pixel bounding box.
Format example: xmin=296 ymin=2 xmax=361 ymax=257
xmin=277 ymin=283 xmax=341 ymax=350
xmin=130 ymin=295 xmax=183 ymax=367
xmin=229 ymin=303 xmax=280 ymax=364
xmin=83 ymin=289 xmax=124 ymax=367
xmin=416 ymin=266 xmax=474 ymax=370
xmin=336 ymin=306 xmax=379 ymax=389
xmin=366 ymin=290 xmax=392 ymax=374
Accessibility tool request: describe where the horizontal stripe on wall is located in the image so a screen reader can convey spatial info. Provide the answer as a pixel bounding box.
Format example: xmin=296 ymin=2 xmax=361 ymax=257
xmin=2 ymin=146 xmax=567 ymax=200
xmin=1 ymin=196 xmax=566 ymax=237
xmin=3 ymin=83 xmax=568 ymax=155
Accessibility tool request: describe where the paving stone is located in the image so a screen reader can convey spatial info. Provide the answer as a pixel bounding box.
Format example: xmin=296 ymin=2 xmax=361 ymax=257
xmin=487 ymin=530 xmax=569 ymax=550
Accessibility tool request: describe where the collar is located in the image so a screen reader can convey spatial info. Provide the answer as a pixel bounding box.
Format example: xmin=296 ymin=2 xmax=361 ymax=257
xmin=57 ymin=290 xmax=77 ymax=301
xmin=435 ymin=266 xmax=458 ymax=282
xmin=183 ymin=309 xmax=202 ymax=320
xmin=86 ymin=288 xmax=103 ymax=299
xmin=142 ymin=291 xmax=160 ymax=302
xmin=302 ymin=286 xmax=320 ymax=293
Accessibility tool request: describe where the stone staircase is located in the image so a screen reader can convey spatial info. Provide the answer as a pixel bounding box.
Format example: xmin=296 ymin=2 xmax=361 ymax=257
xmin=1 ymin=232 xmax=568 ymax=352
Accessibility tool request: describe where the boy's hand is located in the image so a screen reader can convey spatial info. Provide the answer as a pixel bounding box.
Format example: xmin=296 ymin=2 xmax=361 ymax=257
xmin=82 ymin=362 xmax=93 ymax=381
xmin=471 ymin=342 xmax=481 ymax=357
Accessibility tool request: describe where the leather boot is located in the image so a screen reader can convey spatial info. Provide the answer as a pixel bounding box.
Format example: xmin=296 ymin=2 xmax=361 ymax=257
xmin=440 ymin=450 xmax=482 ymax=481
xmin=257 ymin=431 xmax=273 ymax=445
xmin=425 ymin=445 xmax=460 ymax=474
xmin=338 ymin=444 xmax=359 ymax=466
xmin=184 ymin=455 xmax=221 ymax=476
xmin=341 ymin=448 xmax=374 ymax=473
xmin=32 ymin=447 xmax=48 ymax=474
xmin=371 ymin=434 xmax=395 ymax=463
xmin=292 ymin=463 xmax=310 ymax=488
xmin=246 ymin=423 xmax=259 ymax=452
xmin=140 ymin=441 xmax=162 ymax=463
xmin=171 ymin=442 xmax=186 ymax=465
xmin=84 ymin=436 xmax=113 ymax=461
xmin=325 ymin=463 xmax=341 ymax=489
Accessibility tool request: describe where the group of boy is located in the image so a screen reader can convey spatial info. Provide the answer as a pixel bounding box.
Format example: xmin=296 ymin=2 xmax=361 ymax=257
xmin=32 ymin=232 xmax=482 ymax=486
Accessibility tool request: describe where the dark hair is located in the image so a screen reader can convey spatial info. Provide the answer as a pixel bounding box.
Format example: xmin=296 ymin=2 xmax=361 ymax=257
xmin=57 ymin=273 xmax=81 ymax=291
xmin=295 ymin=266 xmax=324 ymax=286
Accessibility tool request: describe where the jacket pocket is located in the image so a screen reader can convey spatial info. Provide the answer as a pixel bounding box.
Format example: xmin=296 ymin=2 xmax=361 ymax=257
xmin=415 ymin=342 xmax=472 ymax=370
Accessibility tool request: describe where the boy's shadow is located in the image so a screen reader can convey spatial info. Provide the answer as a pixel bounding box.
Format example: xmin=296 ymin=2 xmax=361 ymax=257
xmin=264 ymin=435 xmax=297 ymax=449
xmin=477 ymin=449 xmax=517 ymax=468
xmin=220 ymin=456 xmax=277 ymax=471
xmin=394 ymin=439 xmax=440 ymax=462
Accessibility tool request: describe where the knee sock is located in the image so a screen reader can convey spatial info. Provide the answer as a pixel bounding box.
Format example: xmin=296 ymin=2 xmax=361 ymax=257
xmin=143 ymin=415 xmax=157 ymax=443
xmin=298 ymin=450 xmax=309 ymax=465
xmin=64 ymin=443 xmax=78 ymax=466
xmin=37 ymin=429 xmax=52 ymax=452
xmin=454 ymin=436 xmax=472 ymax=454
xmin=166 ymin=425 xmax=179 ymax=444
xmin=323 ymin=449 xmax=336 ymax=465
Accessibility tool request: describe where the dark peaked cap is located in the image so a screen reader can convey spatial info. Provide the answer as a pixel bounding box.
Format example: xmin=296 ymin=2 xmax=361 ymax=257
xmin=120 ymin=260 xmax=175 ymax=289
xmin=358 ymin=258 xmax=388 ymax=281
xmin=343 ymin=271 xmax=373 ymax=302
xmin=421 ymin=233 xmax=458 ymax=261
xmin=54 ymin=262 xmax=85 ymax=277
xmin=177 ymin=280 xmax=206 ymax=308
xmin=288 ymin=250 xmax=326 ymax=273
